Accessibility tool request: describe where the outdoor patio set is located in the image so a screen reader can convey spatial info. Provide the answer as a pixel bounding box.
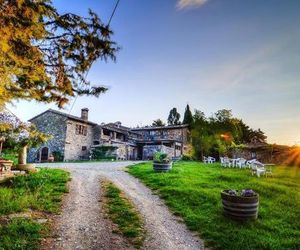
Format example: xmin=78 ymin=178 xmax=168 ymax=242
xmin=203 ymin=156 xmax=273 ymax=177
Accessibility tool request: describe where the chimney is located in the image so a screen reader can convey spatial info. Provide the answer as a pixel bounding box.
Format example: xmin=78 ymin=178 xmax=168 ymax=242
xmin=81 ymin=108 xmax=89 ymax=121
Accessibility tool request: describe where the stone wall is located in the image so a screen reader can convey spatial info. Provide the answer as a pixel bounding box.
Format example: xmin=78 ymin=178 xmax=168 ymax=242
xmin=28 ymin=111 xmax=67 ymax=163
xmin=135 ymin=127 xmax=189 ymax=144
xmin=127 ymin=146 xmax=137 ymax=160
xmin=112 ymin=143 xmax=137 ymax=160
xmin=143 ymin=145 xmax=175 ymax=160
xmin=64 ymin=120 xmax=95 ymax=161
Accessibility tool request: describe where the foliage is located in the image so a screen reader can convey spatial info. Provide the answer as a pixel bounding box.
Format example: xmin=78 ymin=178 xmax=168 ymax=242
xmin=0 ymin=218 xmax=42 ymax=250
xmin=0 ymin=150 xmax=18 ymax=165
xmin=152 ymin=119 xmax=165 ymax=127
xmin=128 ymin=162 xmax=300 ymax=250
xmin=0 ymin=0 xmax=119 ymax=107
xmin=0 ymin=168 xmax=69 ymax=215
xmin=0 ymin=109 xmax=49 ymax=155
xmin=153 ymin=151 xmax=170 ymax=163
xmin=191 ymin=108 xmax=267 ymax=159
xmin=181 ymin=154 xmax=194 ymax=161
xmin=52 ymin=151 xmax=64 ymax=162
xmin=167 ymin=107 xmax=181 ymax=125
xmin=182 ymin=104 xmax=194 ymax=127
xmin=104 ymin=182 xmax=145 ymax=248
xmin=91 ymin=146 xmax=117 ymax=160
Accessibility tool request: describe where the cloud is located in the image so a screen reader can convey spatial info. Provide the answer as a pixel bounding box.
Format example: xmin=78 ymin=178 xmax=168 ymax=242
xmin=176 ymin=0 xmax=208 ymax=10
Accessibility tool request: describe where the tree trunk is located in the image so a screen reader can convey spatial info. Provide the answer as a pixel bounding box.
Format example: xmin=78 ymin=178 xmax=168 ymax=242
xmin=0 ymin=137 xmax=5 ymax=155
xmin=18 ymin=145 xmax=28 ymax=165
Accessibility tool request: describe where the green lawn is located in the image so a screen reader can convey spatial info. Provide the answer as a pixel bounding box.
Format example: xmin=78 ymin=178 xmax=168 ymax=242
xmin=104 ymin=182 xmax=145 ymax=248
xmin=0 ymin=168 xmax=70 ymax=250
xmin=127 ymin=161 xmax=300 ymax=250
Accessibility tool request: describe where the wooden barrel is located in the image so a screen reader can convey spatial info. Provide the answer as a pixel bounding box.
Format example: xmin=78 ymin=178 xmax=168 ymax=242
xmin=153 ymin=162 xmax=172 ymax=172
xmin=221 ymin=190 xmax=259 ymax=220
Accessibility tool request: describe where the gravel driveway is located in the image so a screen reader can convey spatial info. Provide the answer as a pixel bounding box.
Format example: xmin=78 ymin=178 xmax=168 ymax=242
xmin=39 ymin=161 xmax=205 ymax=250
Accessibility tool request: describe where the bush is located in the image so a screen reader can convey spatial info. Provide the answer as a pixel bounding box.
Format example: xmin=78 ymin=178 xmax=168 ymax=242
xmin=52 ymin=151 xmax=64 ymax=162
xmin=153 ymin=151 xmax=170 ymax=163
xmin=91 ymin=146 xmax=117 ymax=160
xmin=181 ymin=155 xmax=194 ymax=161
xmin=0 ymin=149 xmax=18 ymax=166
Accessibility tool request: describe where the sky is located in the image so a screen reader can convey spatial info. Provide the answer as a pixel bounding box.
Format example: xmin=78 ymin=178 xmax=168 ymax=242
xmin=8 ymin=0 xmax=300 ymax=145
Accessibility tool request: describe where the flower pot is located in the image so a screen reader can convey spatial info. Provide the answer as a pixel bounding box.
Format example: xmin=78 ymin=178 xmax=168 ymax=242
xmin=0 ymin=159 xmax=13 ymax=173
xmin=17 ymin=164 xmax=37 ymax=173
xmin=221 ymin=190 xmax=259 ymax=221
xmin=153 ymin=162 xmax=172 ymax=172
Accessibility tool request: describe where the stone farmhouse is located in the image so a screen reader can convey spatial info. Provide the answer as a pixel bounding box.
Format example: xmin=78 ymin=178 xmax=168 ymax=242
xmin=28 ymin=108 xmax=189 ymax=162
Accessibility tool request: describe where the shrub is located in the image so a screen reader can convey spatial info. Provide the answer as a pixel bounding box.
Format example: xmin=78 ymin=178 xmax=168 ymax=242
xmin=181 ymin=155 xmax=194 ymax=161
xmin=52 ymin=151 xmax=64 ymax=162
xmin=153 ymin=151 xmax=170 ymax=163
xmin=91 ymin=146 xmax=117 ymax=160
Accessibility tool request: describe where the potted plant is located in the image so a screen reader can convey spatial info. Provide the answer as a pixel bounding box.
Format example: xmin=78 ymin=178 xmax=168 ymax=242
xmin=221 ymin=189 xmax=259 ymax=221
xmin=153 ymin=151 xmax=172 ymax=172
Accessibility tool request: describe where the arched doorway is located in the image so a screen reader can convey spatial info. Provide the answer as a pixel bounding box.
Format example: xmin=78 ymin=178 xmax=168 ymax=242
xmin=41 ymin=147 xmax=49 ymax=162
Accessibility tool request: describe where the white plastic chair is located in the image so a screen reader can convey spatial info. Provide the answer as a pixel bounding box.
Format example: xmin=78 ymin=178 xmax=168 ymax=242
xmin=203 ymin=156 xmax=208 ymax=163
xmin=207 ymin=156 xmax=216 ymax=164
xmin=250 ymin=160 xmax=266 ymax=177
xmin=220 ymin=157 xmax=225 ymax=166
xmin=223 ymin=157 xmax=232 ymax=167
xmin=236 ymin=158 xmax=247 ymax=168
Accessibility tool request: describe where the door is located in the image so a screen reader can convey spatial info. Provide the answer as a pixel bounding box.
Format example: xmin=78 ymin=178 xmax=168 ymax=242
xmin=41 ymin=147 xmax=49 ymax=162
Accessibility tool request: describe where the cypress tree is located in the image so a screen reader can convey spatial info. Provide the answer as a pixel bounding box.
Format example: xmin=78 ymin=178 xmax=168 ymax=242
xmin=183 ymin=104 xmax=194 ymax=127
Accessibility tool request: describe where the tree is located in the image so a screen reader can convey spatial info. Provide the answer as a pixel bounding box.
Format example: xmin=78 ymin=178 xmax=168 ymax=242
xmin=0 ymin=0 xmax=119 ymax=108
xmin=152 ymin=119 xmax=165 ymax=127
xmin=214 ymin=109 xmax=233 ymax=123
xmin=167 ymin=108 xmax=181 ymax=125
xmin=0 ymin=109 xmax=49 ymax=164
xmin=190 ymin=107 xmax=268 ymax=159
xmin=182 ymin=104 xmax=194 ymax=127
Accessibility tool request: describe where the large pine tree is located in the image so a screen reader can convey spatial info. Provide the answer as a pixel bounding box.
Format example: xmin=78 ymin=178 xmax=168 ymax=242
xmin=0 ymin=0 xmax=119 ymax=108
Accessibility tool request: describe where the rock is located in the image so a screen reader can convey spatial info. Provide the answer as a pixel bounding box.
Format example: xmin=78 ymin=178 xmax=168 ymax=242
xmin=36 ymin=218 xmax=48 ymax=224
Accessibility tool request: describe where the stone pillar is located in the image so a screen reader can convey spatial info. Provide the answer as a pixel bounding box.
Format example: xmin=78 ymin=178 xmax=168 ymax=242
xmin=18 ymin=145 xmax=28 ymax=165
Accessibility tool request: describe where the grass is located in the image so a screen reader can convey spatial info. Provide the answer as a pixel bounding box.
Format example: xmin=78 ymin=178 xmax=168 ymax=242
xmin=0 ymin=168 xmax=70 ymax=250
xmin=1 ymin=151 xmax=18 ymax=166
xmin=127 ymin=161 xmax=300 ymax=250
xmin=0 ymin=218 xmax=42 ymax=250
xmin=103 ymin=182 xmax=145 ymax=248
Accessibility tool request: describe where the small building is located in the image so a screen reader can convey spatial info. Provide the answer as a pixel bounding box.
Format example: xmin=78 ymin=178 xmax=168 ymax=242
xmin=28 ymin=108 xmax=189 ymax=162
xmin=28 ymin=108 xmax=97 ymax=162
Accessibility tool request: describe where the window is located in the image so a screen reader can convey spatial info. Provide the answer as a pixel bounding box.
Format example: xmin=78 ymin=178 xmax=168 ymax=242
xmin=150 ymin=131 xmax=156 ymax=136
xmin=76 ymin=124 xmax=87 ymax=136
xmin=82 ymin=146 xmax=87 ymax=151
